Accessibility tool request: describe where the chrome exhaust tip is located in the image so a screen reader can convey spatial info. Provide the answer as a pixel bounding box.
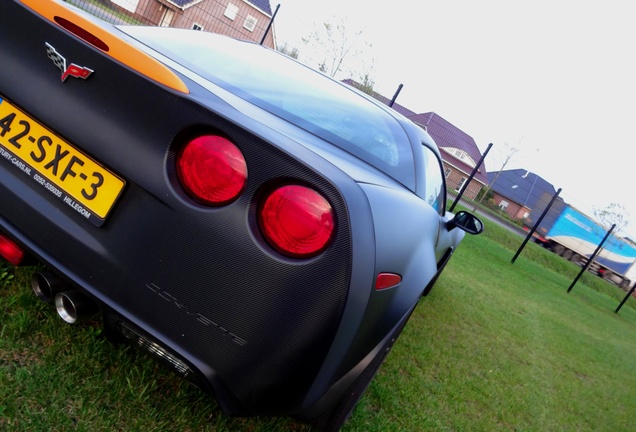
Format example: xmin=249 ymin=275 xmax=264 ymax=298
xmin=31 ymin=270 xmax=66 ymax=303
xmin=55 ymin=290 xmax=99 ymax=324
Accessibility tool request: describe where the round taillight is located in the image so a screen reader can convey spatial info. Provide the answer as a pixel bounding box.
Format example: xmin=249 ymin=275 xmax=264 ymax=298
xmin=259 ymin=185 xmax=335 ymax=258
xmin=176 ymin=135 xmax=247 ymax=205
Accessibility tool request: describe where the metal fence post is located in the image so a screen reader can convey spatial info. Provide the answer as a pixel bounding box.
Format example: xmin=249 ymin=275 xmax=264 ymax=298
xmin=388 ymin=84 xmax=403 ymax=107
xmin=567 ymin=224 xmax=616 ymax=293
xmin=511 ymin=188 xmax=562 ymax=264
xmin=260 ymin=4 xmax=280 ymax=46
xmin=615 ymin=284 xmax=636 ymax=313
xmin=449 ymin=143 xmax=493 ymax=212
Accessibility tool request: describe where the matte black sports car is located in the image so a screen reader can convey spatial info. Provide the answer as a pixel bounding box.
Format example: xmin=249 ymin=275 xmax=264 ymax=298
xmin=0 ymin=0 xmax=483 ymax=430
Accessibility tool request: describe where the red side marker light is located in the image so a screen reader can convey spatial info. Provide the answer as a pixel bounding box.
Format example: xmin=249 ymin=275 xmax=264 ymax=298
xmin=375 ymin=273 xmax=402 ymax=290
xmin=0 ymin=233 xmax=25 ymax=266
xmin=177 ymin=135 xmax=247 ymax=206
xmin=259 ymin=185 xmax=335 ymax=258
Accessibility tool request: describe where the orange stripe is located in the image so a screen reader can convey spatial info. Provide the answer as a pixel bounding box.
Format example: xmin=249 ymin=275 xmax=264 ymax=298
xmin=19 ymin=0 xmax=189 ymax=94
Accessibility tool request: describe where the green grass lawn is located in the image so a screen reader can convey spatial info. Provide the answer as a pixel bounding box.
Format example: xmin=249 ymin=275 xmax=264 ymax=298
xmin=1 ymin=218 xmax=636 ymax=431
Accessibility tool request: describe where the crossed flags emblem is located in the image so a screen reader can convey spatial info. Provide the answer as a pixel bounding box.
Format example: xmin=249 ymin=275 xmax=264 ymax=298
xmin=45 ymin=43 xmax=93 ymax=82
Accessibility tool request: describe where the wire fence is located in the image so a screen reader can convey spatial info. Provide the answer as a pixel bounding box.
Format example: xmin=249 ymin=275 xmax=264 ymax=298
xmin=65 ymin=0 xmax=372 ymax=83
xmin=65 ymin=0 xmax=277 ymax=48
xmin=458 ymin=154 xmax=636 ymax=289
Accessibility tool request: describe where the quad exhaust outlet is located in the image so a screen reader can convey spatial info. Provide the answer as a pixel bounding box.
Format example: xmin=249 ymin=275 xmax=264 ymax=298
xmin=31 ymin=270 xmax=99 ymax=323
xmin=31 ymin=270 xmax=66 ymax=303
xmin=55 ymin=290 xmax=99 ymax=324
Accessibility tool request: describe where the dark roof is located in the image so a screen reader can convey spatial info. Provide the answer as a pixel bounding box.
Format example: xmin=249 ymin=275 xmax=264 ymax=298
xmin=246 ymin=0 xmax=273 ymax=15
xmin=488 ymin=169 xmax=557 ymax=214
xmin=165 ymin=0 xmax=201 ymax=8
xmin=166 ymin=0 xmax=272 ymax=15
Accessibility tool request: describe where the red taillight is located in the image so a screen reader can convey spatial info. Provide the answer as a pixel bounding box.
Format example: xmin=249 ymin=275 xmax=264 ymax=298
xmin=0 ymin=233 xmax=25 ymax=266
xmin=375 ymin=273 xmax=402 ymax=290
xmin=259 ymin=185 xmax=335 ymax=258
xmin=176 ymin=135 xmax=247 ymax=206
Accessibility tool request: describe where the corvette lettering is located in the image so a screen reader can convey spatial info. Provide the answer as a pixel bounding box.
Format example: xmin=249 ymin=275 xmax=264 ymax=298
xmin=146 ymin=283 xmax=248 ymax=346
xmin=45 ymin=42 xmax=93 ymax=82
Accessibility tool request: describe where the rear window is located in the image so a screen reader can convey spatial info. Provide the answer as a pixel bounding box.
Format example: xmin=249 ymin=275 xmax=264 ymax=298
xmin=122 ymin=27 xmax=415 ymax=187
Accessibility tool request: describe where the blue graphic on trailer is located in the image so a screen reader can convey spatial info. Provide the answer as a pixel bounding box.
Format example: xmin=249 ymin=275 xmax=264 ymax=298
xmin=547 ymin=206 xmax=636 ymax=274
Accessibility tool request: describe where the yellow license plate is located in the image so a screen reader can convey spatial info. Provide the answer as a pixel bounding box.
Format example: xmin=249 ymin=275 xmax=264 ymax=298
xmin=0 ymin=96 xmax=125 ymax=226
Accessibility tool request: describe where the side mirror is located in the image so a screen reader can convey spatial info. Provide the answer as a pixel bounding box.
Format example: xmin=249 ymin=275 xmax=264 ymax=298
xmin=447 ymin=210 xmax=484 ymax=235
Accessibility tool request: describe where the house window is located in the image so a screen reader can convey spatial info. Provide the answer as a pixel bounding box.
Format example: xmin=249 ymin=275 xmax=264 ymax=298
xmin=192 ymin=23 xmax=204 ymax=31
xmin=444 ymin=167 xmax=451 ymax=178
xmin=454 ymin=177 xmax=467 ymax=192
xmin=499 ymin=200 xmax=509 ymax=210
xmin=244 ymin=15 xmax=257 ymax=32
xmin=159 ymin=8 xmax=174 ymax=27
xmin=446 ymin=147 xmax=477 ymax=168
xmin=224 ymin=3 xmax=239 ymax=20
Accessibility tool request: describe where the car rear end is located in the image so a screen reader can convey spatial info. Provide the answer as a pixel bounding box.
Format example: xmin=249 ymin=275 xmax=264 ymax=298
xmin=0 ymin=0 xmax=380 ymax=417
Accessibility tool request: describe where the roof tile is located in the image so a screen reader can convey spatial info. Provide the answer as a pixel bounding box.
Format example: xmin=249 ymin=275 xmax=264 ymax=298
xmin=488 ymin=169 xmax=557 ymax=214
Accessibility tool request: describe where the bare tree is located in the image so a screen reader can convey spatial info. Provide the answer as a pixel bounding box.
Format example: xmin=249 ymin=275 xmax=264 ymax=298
xmin=594 ymin=202 xmax=630 ymax=235
xmin=354 ymin=58 xmax=377 ymax=95
xmin=277 ymin=43 xmax=300 ymax=59
xmin=591 ymin=202 xmax=631 ymax=284
xmin=302 ymin=17 xmax=372 ymax=78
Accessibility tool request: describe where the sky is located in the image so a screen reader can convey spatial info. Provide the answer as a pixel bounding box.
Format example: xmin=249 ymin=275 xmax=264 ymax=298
xmin=273 ymin=0 xmax=636 ymax=236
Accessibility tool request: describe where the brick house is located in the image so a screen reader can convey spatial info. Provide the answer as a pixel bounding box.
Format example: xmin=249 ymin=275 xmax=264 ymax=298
xmin=487 ymin=169 xmax=557 ymax=220
xmin=110 ymin=0 xmax=276 ymax=48
xmin=408 ymin=112 xmax=488 ymax=200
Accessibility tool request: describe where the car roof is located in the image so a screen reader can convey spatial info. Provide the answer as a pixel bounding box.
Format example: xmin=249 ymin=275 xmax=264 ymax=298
xmin=120 ymin=27 xmax=418 ymax=190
